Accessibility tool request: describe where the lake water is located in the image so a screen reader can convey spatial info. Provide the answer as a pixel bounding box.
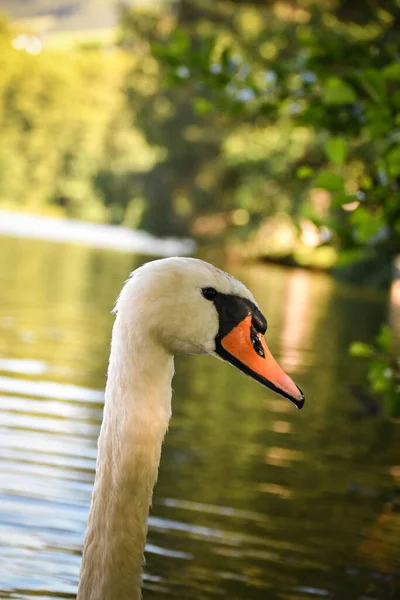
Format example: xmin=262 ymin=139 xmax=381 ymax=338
xmin=0 ymin=236 xmax=399 ymax=600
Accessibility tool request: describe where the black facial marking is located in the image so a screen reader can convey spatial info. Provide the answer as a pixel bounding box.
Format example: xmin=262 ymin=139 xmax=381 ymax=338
xmin=208 ymin=291 xmax=304 ymax=409
xmin=210 ymin=292 xmax=267 ymax=338
xmin=251 ymin=309 xmax=267 ymax=335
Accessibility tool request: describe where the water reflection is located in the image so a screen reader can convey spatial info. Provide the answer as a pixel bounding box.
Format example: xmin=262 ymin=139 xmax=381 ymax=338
xmin=0 ymin=237 xmax=399 ymax=599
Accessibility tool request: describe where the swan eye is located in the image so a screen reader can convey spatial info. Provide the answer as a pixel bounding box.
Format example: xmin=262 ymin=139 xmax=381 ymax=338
xmin=250 ymin=327 xmax=265 ymax=358
xmin=202 ymin=287 xmax=217 ymax=301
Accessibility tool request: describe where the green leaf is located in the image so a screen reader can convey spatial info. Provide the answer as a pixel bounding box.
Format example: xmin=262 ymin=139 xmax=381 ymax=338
xmin=296 ymin=166 xmax=314 ymax=179
xmin=387 ymin=145 xmax=400 ymax=177
xmin=322 ymin=77 xmax=357 ymax=106
xmin=349 ymin=342 xmax=374 ymax=358
xmin=350 ymin=206 xmax=385 ymax=244
xmin=383 ymin=62 xmax=400 ymax=82
xmin=324 ymin=137 xmax=348 ymax=166
xmin=359 ymin=69 xmax=387 ymax=102
xmin=168 ymin=29 xmax=190 ymax=56
xmin=376 ymin=324 xmax=392 ymax=351
xmin=331 ymin=192 xmax=357 ymax=209
xmin=193 ymin=97 xmax=214 ymax=115
xmin=313 ymin=171 xmax=344 ymax=192
xmin=368 ymin=359 xmax=391 ymax=394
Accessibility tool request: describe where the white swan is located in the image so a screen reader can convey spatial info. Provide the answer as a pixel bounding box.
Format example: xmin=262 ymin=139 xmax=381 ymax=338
xmin=77 ymin=257 xmax=304 ymax=600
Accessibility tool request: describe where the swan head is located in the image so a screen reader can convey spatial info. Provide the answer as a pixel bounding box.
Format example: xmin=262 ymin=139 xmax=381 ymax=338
xmin=115 ymin=257 xmax=304 ymax=409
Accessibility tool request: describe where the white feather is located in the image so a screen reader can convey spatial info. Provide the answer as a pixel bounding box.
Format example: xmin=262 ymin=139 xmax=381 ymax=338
xmin=77 ymin=257 xmax=256 ymax=600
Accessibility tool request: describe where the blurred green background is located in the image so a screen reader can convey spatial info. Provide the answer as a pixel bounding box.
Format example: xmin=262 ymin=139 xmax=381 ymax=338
xmin=0 ymin=0 xmax=399 ymax=413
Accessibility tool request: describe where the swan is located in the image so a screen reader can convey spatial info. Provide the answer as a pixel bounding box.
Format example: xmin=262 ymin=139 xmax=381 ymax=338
xmin=77 ymin=257 xmax=304 ymax=600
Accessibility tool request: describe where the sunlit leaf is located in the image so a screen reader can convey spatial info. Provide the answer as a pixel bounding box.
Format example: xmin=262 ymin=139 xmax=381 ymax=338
xmin=383 ymin=62 xmax=400 ymax=82
xmin=322 ymin=77 xmax=357 ymax=106
xmin=168 ymin=28 xmax=190 ymax=56
xmin=193 ymin=97 xmax=214 ymax=114
xmin=368 ymin=360 xmax=391 ymax=394
xmin=350 ymin=206 xmax=386 ymax=244
xmin=297 ymin=166 xmax=314 ymax=179
xmin=324 ymin=137 xmax=348 ymax=166
xmin=349 ymin=342 xmax=374 ymax=358
xmin=376 ymin=324 xmax=392 ymax=351
xmin=314 ymin=171 xmax=344 ymax=192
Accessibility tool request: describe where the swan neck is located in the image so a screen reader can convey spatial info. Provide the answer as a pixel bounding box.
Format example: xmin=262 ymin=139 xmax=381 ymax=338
xmin=78 ymin=317 xmax=174 ymax=600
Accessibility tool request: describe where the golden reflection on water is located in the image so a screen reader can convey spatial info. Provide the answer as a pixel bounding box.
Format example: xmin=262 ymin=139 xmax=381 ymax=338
xmin=258 ymin=483 xmax=293 ymax=499
xmin=0 ymin=237 xmax=399 ymax=599
xmin=265 ymin=447 xmax=303 ymax=468
xmin=271 ymin=420 xmax=292 ymax=434
xmin=279 ymin=269 xmax=333 ymax=374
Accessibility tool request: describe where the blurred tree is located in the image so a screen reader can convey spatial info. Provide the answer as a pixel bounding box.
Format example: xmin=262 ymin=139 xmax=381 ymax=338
xmin=117 ymin=1 xmax=315 ymax=238
xmin=0 ymin=15 xmax=155 ymax=224
xmin=137 ymin=0 xmax=400 ymax=414
xmin=1 ymin=1 xmax=399 ymax=277
xmin=118 ymin=4 xmax=233 ymax=237
xmin=147 ymin=0 xmax=400 ymax=284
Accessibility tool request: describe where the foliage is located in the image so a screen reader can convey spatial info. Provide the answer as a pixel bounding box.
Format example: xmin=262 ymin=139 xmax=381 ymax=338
xmin=350 ymin=324 xmax=400 ymax=418
xmin=0 ymin=15 xmax=157 ymax=224
xmin=1 ymin=2 xmax=399 ymax=268
xmin=150 ymin=0 xmax=400 ymax=283
xmin=117 ymin=2 xmax=317 ymax=237
xmin=141 ymin=0 xmax=400 ymax=418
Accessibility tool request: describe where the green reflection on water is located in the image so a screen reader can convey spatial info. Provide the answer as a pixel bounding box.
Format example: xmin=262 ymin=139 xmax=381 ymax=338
xmin=0 ymin=237 xmax=399 ymax=599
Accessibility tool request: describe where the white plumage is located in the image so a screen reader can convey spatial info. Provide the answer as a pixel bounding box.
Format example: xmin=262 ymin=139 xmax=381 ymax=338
xmin=77 ymin=257 xmax=302 ymax=600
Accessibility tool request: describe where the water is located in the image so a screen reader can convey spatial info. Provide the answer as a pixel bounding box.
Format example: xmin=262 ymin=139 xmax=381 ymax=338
xmin=0 ymin=236 xmax=399 ymax=600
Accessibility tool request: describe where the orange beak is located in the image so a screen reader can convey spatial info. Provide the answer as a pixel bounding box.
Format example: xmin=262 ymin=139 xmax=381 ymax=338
xmin=218 ymin=315 xmax=304 ymax=409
